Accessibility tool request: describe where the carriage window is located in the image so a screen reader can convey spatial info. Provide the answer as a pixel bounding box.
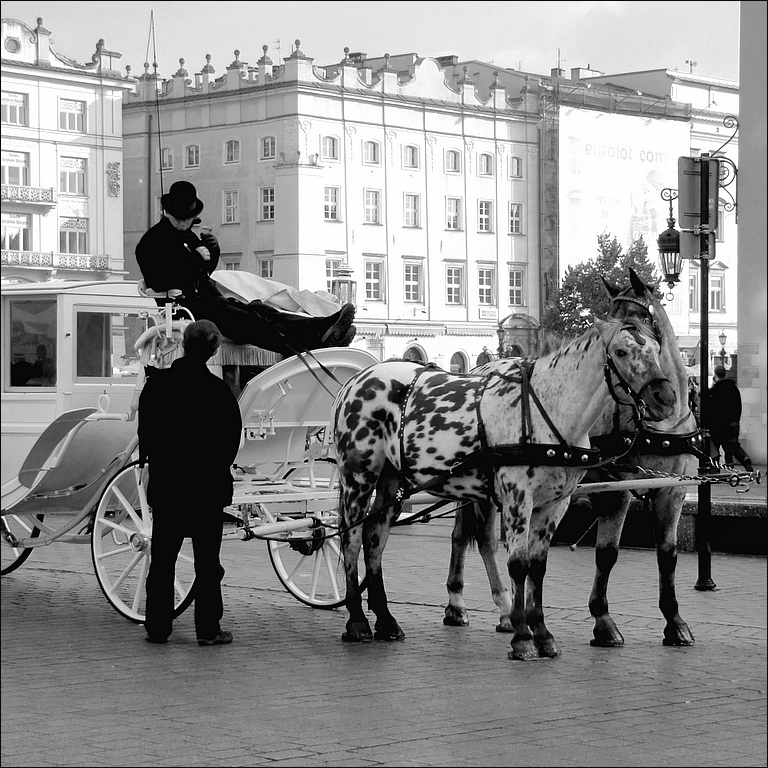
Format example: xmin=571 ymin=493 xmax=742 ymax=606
xmin=8 ymin=299 xmax=57 ymax=388
xmin=75 ymin=310 xmax=147 ymax=379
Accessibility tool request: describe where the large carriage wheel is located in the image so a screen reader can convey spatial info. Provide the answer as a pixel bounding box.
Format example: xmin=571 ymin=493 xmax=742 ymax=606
xmin=91 ymin=461 xmax=196 ymax=623
xmin=266 ymin=506 xmax=365 ymax=609
xmin=1 ymin=513 xmax=43 ymax=575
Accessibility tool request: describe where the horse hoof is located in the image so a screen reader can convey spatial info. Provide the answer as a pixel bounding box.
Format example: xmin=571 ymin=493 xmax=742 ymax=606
xmin=663 ymin=622 xmax=695 ymax=646
xmin=591 ymin=628 xmax=625 ymax=647
xmin=342 ymin=631 xmax=372 ymax=643
xmin=374 ymin=626 xmax=406 ymax=642
xmin=536 ymin=638 xmax=562 ymax=658
xmin=495 ymin=621 xmax=514 ymax=634
xmin=662 ymin=632 xmax=695 ymax=646
xmin=508 ymin=639 xmax=538 ymax=660
xmin=443 ymin=611 xmax=469 ymax=627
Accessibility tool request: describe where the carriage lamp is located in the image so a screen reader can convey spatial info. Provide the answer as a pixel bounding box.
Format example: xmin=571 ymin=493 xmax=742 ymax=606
xmin=330 ymin=263 xmax=357 ymax=307
xmin=657 ymin=188 xmax=682 ymax=301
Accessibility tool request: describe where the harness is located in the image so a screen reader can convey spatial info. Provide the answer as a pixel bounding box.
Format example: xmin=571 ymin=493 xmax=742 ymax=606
xmin=393 ymin=341 xmax=652 ymax=504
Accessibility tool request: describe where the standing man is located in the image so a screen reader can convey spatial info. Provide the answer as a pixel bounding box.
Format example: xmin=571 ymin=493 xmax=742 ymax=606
xmin=139 ymin=320 xmax=243 ymax=646
xmin=475 ymin=346 xmax=493 ymax=367
xmin=707 ymin=365 xmax=754 ymax=472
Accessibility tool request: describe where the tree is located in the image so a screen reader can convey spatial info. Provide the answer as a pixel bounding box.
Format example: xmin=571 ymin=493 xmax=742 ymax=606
xmin=541 ymin=233 xmax=659 ymax=338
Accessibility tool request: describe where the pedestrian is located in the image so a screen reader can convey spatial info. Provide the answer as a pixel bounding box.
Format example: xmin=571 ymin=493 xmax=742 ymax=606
xmin=706 ymin=365 xmax=754 ymax=472
xmin=136 ymin=181 xmax=356 ymax=356
xmin=139 ymin=319 xmax=243 ymax=646
xmin=688 ymin=376 xmax=699 ymax=421
xmin=475 ymin=346 xmax=493 ymax=366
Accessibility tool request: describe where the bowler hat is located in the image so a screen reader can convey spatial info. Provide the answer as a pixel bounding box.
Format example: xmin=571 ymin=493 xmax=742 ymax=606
xmin=161 ymin=181 xmax=204 ymax=219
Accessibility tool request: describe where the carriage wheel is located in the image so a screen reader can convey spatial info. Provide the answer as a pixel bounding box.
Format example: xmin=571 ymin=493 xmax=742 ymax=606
xmin=91 ymin=461 xmax=196 ymax=623
xmin=266 ymin=507 xmax=365 ymax=609
xmin=1 ymin=513 xmax=43 ymax=575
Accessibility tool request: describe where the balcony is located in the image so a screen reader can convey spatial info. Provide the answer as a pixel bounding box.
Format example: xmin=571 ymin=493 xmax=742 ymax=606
xmin=1 ymin=250 xmax=109 ymax=272
xmin=1 ymin=185 xmax=56 ymax=207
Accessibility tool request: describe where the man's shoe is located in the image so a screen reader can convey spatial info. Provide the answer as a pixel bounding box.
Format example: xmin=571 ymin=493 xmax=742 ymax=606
xmin=197 ymin=629 xmax=233 ymax=647
xmin=320 ymin=304 xmax=355 ymax=345
xmin=145 ymin=634 xmax=168 ymax=644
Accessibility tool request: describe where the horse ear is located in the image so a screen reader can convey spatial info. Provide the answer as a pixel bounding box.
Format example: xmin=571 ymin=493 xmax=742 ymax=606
xmin=601 ymin=275 xmax=620 ymax=298
xmin=591 ymin=316 xmax=611 ymax=337
xmin=628 ymin=267 xmax=653 ymax=295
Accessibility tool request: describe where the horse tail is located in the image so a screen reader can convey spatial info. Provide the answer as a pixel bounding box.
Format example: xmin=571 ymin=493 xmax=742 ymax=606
xmin=454 ymin=501 xmax=491 ymax=550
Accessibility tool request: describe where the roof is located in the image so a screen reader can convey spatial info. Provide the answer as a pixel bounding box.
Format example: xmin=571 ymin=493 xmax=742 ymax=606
xmin=1 ymin=279 xmax=145 ymax=299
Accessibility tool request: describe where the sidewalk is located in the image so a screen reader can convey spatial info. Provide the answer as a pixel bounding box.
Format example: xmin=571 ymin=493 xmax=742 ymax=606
xmin=1 ymin=515 xmax=765 ymax=767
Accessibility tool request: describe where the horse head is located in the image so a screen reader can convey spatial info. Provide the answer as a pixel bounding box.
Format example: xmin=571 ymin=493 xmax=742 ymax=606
xmin=592 ymin=316 xmax=677 ymax=422
xmin=602 ymin=268 xmax=690 ymax=427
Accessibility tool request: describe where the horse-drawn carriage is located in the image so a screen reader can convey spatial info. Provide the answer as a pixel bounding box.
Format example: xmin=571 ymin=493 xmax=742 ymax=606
xmin=1 ymin=278 xmax=377 ymax=619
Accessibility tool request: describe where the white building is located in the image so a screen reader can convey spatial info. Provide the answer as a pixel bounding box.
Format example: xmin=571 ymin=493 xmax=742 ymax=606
xmin=122 ymin=44 xmax=541 ymax=369
xmin=1 ymin=17 xmax=135 ymax=283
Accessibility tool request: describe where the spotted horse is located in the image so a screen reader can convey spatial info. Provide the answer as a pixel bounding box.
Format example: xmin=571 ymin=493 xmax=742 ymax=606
xmin=332 ymin=315 xmax=676 ymax=660
xmin=443 ymin=269 xmax=705 ymax=648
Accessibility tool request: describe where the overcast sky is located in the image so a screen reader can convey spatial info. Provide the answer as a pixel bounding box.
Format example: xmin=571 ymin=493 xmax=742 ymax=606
xmin=3 ymin=1 xmax=740 ymax=83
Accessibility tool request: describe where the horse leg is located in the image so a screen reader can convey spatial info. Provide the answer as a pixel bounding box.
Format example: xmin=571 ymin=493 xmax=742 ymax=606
xmin=588 ymin=490 xmax=630 ymax=647
xmin=365 ymin=475 xmax=405 ymax=642
xmin=341 ymin=492 xmax=374 ymax=643
xmin=651 ymin=487 xmax=695 ymax=646
xmin=444 ymin=502 xmax=472 ymax=627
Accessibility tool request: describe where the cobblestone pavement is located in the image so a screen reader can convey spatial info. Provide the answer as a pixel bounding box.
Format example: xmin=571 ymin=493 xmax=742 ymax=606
xmin=2 ymin=516 xmax=766 ymax=768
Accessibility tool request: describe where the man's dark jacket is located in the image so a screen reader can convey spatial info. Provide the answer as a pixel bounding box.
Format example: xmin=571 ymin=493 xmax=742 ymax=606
xmin=707 ymin=377 xmax=742 ymax=427
xmin=138 ymin=355 xmax=242 ymax=509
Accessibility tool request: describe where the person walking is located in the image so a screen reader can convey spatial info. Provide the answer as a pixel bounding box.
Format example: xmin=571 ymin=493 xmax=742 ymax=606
xmin=707 ymin=365 xmax=754 ymax=472
xmin=475 ymin=346 xmax=493 ymax=367
xmin=136 ymin=181 xmax=356 ymax=356
xmin=139 ymin=320 xmax=243 ymax=646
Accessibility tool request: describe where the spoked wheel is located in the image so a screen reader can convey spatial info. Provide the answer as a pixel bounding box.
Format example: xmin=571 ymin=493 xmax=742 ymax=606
xmin=266 ymin=506 xmax=365 ymax=609
xmin=1 ymin=513 xmax=43 ymax=575
xmin=91 ymin=461 xmax=196 ymax=623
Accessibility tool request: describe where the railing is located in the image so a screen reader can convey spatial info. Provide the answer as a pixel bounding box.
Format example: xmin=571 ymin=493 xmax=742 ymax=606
xmin=0 ymin=185 xmax=56 ymax=204
xmin=1 ymin=250 xmax=109 ymax=271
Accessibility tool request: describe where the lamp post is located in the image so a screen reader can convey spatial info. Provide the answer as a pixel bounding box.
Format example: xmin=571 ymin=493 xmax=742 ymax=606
xmin=717 ymin=330 xmax=727 ymax=367
xmin=657 ymin=186 xmax=716 ymax=591
xmin=330 ymin=263 xmax=357 ymax=307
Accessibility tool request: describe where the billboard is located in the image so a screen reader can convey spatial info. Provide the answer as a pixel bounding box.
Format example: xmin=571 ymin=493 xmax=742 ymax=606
xmin=558 ymin=107 xmax=690 ymax=276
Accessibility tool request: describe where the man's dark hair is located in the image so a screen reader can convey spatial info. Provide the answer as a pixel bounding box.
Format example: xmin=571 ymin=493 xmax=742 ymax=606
xmin=183 ymin=319 xmax=222 ymax=362
xmin=714 ymin=365 xmax=727 ymax=379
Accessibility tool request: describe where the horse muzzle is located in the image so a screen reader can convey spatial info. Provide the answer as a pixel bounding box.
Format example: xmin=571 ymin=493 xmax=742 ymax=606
xmin=638 ymin=378 xmax=677 ymax=421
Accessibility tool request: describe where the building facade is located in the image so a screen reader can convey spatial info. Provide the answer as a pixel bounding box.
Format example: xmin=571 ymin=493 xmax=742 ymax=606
xmin=1 ymin=17 xmax=134 ymax=283
xmin=122 ymin=44 xmax=541 ymax=369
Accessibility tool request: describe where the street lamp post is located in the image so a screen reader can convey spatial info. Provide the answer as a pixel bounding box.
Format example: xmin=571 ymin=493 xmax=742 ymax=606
xmin=717 ymin=330 xmax=727 ymax=367
xmin=657 ymin=184 xmax=716 ymax=591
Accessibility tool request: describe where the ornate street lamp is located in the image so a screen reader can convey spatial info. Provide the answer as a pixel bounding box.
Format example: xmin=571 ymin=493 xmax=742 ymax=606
xmin=330 ymin=263 xmax=357 ymax=307
xmin=717 ymin=330 xmax=728 ymax=368
xmin=657 ymin=189 xmax=682 ymax=301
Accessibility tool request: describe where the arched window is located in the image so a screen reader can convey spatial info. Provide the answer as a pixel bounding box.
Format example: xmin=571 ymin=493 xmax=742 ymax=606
xmin=403 ymin=145 xmax=419 ymax=169
xmin=509 ymin=155 xmax=523 ymax=178
xmin=322 ymin=136 xmax=339 ymax=160
xmin=160 ymin=147 xmax=173 ymax=171
xmin=363 ymin=140 xmax=380 ymax=165
xmin=478 ymin=153 xmax=493 ymax=176
xmin=450 ymin=352 xmax=467 ymax=373
xmin=261 ymin=136 xmax=276 ymax=160
xmin=224 ymin=139 xmax=240 ymax=164
xmin=184 ymin=144 xmax=200 ymax=168
xmin=403 ymin=345 xmax=427 ymax=363
xmin=445 ymin=149 xmax=461 ymax=173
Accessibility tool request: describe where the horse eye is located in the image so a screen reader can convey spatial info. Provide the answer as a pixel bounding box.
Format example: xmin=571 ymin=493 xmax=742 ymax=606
xmin=615 ymin=349 xmax=627 ymax=357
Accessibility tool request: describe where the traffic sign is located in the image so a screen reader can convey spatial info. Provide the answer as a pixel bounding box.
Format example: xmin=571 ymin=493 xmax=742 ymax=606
xmin=678 ymin=155 xmax=720 ymax=259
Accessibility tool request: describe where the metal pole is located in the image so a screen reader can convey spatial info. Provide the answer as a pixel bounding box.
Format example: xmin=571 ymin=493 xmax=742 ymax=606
xmin=695 ymin=153 xmax=716 ymax=591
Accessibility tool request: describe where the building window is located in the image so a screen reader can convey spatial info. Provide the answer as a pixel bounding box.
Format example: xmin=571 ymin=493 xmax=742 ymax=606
xmin=223 ymin=260 xmax=240 ymax=271
xmin=509 ymin=203 xmax=523 ymax=235
xmin=2 ymin=150 xmax=29 ymax=186
xmin=259 ymin=259 xmax=273 ymax=278
xmin=59 ymin=157 xmax=86 ymax=195
xmin=223 ymin=190 xmax=239 ymax=224
xmin=716 ymin=202 xmax=725 ymax=243
xmin=185 ymin=144 xmax=200 ymax=168
xmin=261 ymin=187 xmax=275 ymax=221
xmin=9 ymin=298 xmax=58 ymax=387
xmin=478 ymin=268 xmax=495 ymax=305
xmin=445 ymin=149 xmax=461 ymax=174
xmin=326 ymin=258 xmax=343 ymax=293
xmin=509 ymin=155 xmax=523 ymax=179
xmin=508 ymin=269 xmax=524 ymax=306
xmin=404 ymin=194 xmax=420 ymax=227
xmin=710 ymin=273 xmax=724 ymax=312
xmin=403 ymin=145 xmax=419 ymax=169
xmin=321 ymin=136 xmax=339 ymax=160
xmin=446 ymin=266 xmax=464 ymax=305
xmin=446 ymin=197 xmax=462 ymax=230
xmin=2 ymin=212 xmax=31 ymax=251
xmin=404 ymin=262 xmax=423 ymax=302
xmin=478 ymin=153 xmax=493 ymax=176
xmin=74 ymin=310 xmax=146 ymax=380
xmin=365 ymin=260 xmax=384 ymax=301
xmin=2 ymin=91 xmax=28 ymax=125
xmin=478 ymin=200 xmax=493 ymax=233
xmin=59 ymin=99 xmax=86 ymax=132
xmin=261 ymin=136 xmax=276 ymax=160
xmin=363 ymin=140 xmax=381 ymax=165
xmin=59 ymin=218 xmax=88 ymax=254
xmin=160 ymin=147 xmax=173 ymax=171
xmin=324 ymin=187 xmax=340 ymax=221
xmin=364 ymin=189 xmax=381 ymax=224
xmin=224 ymin=139 xmax=240 ymax=164
xmin=689 ymin=271 xmax=699 ymax=313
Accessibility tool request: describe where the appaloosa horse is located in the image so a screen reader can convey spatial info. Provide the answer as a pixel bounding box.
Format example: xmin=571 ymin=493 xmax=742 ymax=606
xmin=442 ymin=269 xmax=700 ymax=648
xmin=332 ymin=316 xmax=676 ymax=660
